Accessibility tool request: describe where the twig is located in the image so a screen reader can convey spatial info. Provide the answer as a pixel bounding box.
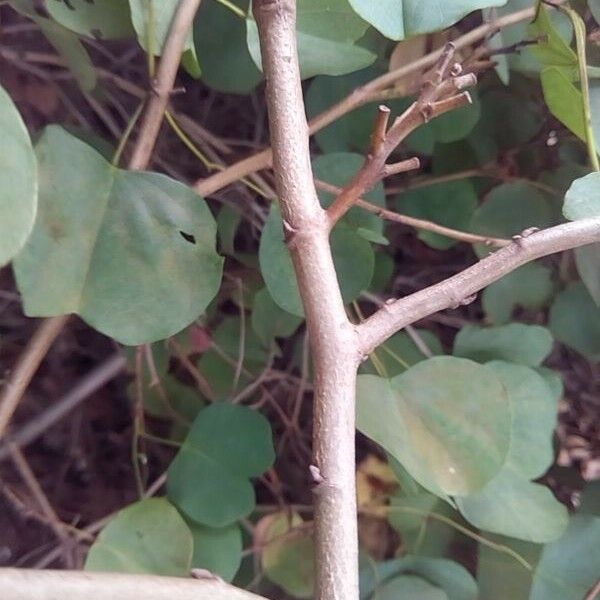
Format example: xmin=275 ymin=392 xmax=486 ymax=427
xmin=0 ymin=569 xmax=267 ymax=600
xmin=0 ymin=354 xmax=126 ymax=461
xmin=326 ymin=49 xmax=477 ymax=227
xmin=194 ymin=5 xmax=538 ymax=197
xmin=357 ymin=218 xmax=600 ymax=355
xmin=314 ymin=178 xmax=510 ymax=247
xmin=585 ymin=578 xmax=600 ymax=600
xmin=128 ymin=0 xmax=203 ymax=169
xmin=7 ymin=444 xmax=71 ymax=557
xmin=0 ymin=315 xmax=70 ymax=440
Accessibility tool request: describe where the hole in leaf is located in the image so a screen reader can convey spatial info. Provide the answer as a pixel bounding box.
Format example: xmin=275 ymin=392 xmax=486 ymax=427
xmin=179 ymin=231 xmax=196 ymax=245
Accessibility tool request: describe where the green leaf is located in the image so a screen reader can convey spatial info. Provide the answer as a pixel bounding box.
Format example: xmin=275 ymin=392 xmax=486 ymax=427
xmin=251 ymin=287 xmax=303 ymax=348
xmin=246 ymin=0 xmax=375 ymax=79
xmin=457 ymin=470 xmax=568 ymax=543
xmin=563 ymin=171 xmax=600 ymax=219
xmin=361 ymin=556 xmax=478 ymax=600
xmin=467 ymin=90 xmax=544 ymax=162
xmin=574 ymin=244 xmax=600 ymax=305
xmin=531 ymin=515 xmax=600 ymax=599
xmin=356 ymin=357 xmax=511 ymax=497
xmin=85 ymin=498 xmax=193 ymax=576
xmin=194 ymin=0 xmax=262 ymax=94
xmin=591 ymin=0 xmax=600 ymax=24
xmin=549 ymin=282 xmax=600 ymax=360
xmin=347 ymin=0 xmax=507 ymax=41
xmin=46 ymin=0 xmax=135 ymax=40
xmin=8 ymin=0 xmax=98 ymax=91
xmin=167 ymin=404 xmax=274 ymax=527
xmin=14 ymin=127 xmax=223 ymax=345
xmin=487 ymin=361 xmax=558 ymax=479
xmin=482 ymin=263 xmax=555 ymax=324
xmin=477 ymin=535 xmax=542 ymax=600
xmin=529 ymin=4 xmax=578 ymax=67
xmin=313 ymin=152 xmax=385 ymax=237
xmin=470 ymin=182 xmax=559 ymax=258
xmin=0 ymin=84 xmax=37 ymax=267
xmin=259 ymin=205 xmax=374 ymax=316
xmin=456 ymin=361 xmax=566 ymax=543
xmin=188 ymin=521 xmax=243 ymax=582
xmin=260 ymin=511 xmax=315 ymax=598
xmin=129 ymin=0 xmax=195 ymax=54
xmin=453 ymin=324 xmax=554 ymax=367
xmin=395 ymin=180 xmax=478 ymax=250
xmin=540 ymin=66 xmax=586 ymax=143
xmin=376 ymin=575 xmax=448 ymax=600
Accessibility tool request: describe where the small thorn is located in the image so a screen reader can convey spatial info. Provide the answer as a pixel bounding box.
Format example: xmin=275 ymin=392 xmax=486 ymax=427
xmin=309 ymin=464 xmax=325 ymax=484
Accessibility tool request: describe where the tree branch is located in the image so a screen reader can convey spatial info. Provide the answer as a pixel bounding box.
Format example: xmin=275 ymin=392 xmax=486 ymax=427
xmin=357 ymin=218 xmax=600 ymax=355
xmin=194 ymin=5 xmax=538 ymax=197
xmin=252 ymin=1 xmax=361 ymax=598
xmin=0 ymin=569 xmax=266 ymax=600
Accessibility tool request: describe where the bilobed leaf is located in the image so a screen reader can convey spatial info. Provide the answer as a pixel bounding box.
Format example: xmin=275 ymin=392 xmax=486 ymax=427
xmin=0 ymin=84 xmax=37 ymax=267
xmin=482 ymin=263 xmax=554 ymax=324
xmin=360 ymin=556 xmax=477 ymax=600
xmin=259 ymin=511 xmax=315 ymax=599
xmin=550 ymin=282 xmax=600 ymax=360
xmin=85 ymin=498 xmax=193 ymax=576
xmin=530 ymin=515 xmax=600 ymax=600
xmin=356 ymin=357 xmax=511 ymax=497
xmin=246 ymin=0 xmax=375 ymax=79
xmin=167 ymin=404 xmax=274 ymax=527
xmin=455 ymin=361 xmax=566 ymax=543
xmin=486 ymin=361 xmax=558 ymax=480
xmin=347 ymin=0 xmax=507 ymax=41
xmin=14 ymin=127 xmax=223 ymax=345
xmin=395 ymin=180 xmax=478 ymax=250
xmin=46 ymin=0 xmax=135 ymax=40
xmin=194 ymin=0 xmax=262 ymax=94
xmin=453 ymin=324 xmax=554 ymax=367
xmin=259 ymin=205 xmax=374 ymax=316
xmin=188 ymin=521 xmax=243 ymax=582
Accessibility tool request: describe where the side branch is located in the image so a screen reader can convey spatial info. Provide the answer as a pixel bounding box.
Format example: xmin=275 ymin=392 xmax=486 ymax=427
xmin=357 ymin=218 xmax=600 ymax=355
xmin=326 ymin=45 xmax=476 ymax=228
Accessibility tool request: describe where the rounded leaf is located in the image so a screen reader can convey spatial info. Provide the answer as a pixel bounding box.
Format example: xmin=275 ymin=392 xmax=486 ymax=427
xmin=0 ymin=84 xmax=37 ymax=267
xmin=356 ymin=357 xmax=511 ymax=497
xmin=14 ymin=127 xmax=223 ymax=345
xmin=85 ymin=498 xmax=193 ymax=576
xmin=563 ymin=172 xmax=600 ymax=220
xmin=453 ymin=324 xmax=554 ymax=367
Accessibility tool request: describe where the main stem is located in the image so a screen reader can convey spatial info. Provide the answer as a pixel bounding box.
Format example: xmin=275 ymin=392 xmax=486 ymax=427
xmin=253 ymin=1 xmax=361 ymax=598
